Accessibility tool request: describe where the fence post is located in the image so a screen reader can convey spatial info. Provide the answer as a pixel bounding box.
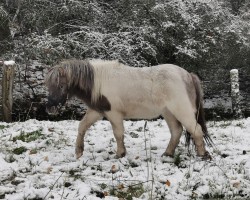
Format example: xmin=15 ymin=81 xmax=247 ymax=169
xmin=2 ymin=61 xmax=15 ymax=122
xmin=230 ymin=69 xmax=243 ymax=119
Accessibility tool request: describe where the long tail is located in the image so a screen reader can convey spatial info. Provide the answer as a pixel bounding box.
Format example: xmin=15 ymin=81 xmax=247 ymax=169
xmin=185 ymin=73 xmax=214 ymax=147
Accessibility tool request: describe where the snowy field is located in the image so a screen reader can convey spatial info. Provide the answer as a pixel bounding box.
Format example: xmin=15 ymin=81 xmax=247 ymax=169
xmin=0 ymin=118 xmax=250 ymax=200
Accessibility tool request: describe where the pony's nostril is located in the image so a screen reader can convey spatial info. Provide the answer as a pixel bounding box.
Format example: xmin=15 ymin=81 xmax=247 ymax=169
xmin=46 ymin=106 xmax=58 ymax=115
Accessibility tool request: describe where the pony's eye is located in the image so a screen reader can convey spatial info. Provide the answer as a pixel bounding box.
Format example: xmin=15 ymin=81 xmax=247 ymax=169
xmin=59 ymin=85 xmax=64 ymax=89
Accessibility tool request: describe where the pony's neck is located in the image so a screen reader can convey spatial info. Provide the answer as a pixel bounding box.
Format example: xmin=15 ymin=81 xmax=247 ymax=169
xmin=69 ymin=85 xmax=92 ymax=105
xmin=68 ymin=85 xmax=111 ymax=112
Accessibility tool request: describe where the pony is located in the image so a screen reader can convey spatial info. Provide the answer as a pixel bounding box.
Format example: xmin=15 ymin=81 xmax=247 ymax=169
xmin=45 ymin=59 xmax=213 ymax=160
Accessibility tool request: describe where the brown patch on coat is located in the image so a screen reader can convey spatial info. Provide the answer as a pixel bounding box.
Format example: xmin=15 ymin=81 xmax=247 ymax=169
xmin=70 ymin=86 xmax=111 ymax=113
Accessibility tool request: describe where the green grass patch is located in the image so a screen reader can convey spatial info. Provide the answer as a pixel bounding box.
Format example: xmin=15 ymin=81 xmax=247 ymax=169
xmin=110 ymin=183 xmax=144 ymax=200
xmin=0 ymin=125 xmax=9 ymax=130
xmin=13 ymin=129 xmax=44 ymax=143
xmin=99 ymin=183 xmax=108 ymax=190
xmin=68 ymin=169 xmax=83 ymax=180
xmin=13 ymin=146 xmax=27 ymax=155
xmin=174 ymin=153 xmax=181 ymax=167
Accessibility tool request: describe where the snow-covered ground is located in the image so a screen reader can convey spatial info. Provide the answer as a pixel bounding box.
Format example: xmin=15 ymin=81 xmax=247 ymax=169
xmin=0 ymin=118 xmax=250 ymax=200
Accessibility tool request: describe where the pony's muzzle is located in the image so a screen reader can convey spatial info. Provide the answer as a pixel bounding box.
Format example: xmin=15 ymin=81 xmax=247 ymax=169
xmin=46 ymin=100 xmax=59 ymax=115
xmin=46 ymin=105 xmax=59 ymax=115
xmin=46 ymin=96 xmax=64 ymax=115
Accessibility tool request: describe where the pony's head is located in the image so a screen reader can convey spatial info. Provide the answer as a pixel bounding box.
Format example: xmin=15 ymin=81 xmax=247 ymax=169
xmin=45 ymin=59 xmax=95 ymax=115
xmin=45 ymin=67 xmax=69 ymax=115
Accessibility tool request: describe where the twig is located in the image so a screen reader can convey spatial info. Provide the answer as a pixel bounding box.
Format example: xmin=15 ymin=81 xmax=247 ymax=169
xmin=143 ymin=121 xmax=149 ymax=181
xmin=143 ymin=121 xmax=154 ymax=200
xmin=12 ymin=0 xmax=21 ymax=23
xmin=147 ymin=124 xmax=154 ymax=199
xmin=60 ymin=179 xmax=66 ymax=200
xmin=43 ymin=172 xmax=64 ymax=200
xmin=25 ymin=102 xmax=40 ymax=120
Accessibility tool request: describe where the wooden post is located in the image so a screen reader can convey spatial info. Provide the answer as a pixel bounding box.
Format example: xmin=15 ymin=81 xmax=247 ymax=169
xmin=230 ymin=69 xmax=243 ymax=119
xmin=2 ymin=61 xmax=15 ymax=122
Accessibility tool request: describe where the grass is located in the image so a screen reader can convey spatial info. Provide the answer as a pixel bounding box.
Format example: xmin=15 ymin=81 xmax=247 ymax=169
xmin=11 ymin=129 xmax=44 ymax=155
xmin=174 ymin=152 xmax=181 ymax=167
xmin=13 ymin=129 xmax=44 ymax=143
xmin=99 ymin=183 xmax=108 ymax=190
xmin=0 ymin=125 xmax=9 ymax=130
xmin=68 ymin=169 xmax=83 ymax=180
xmin=110 ymin=183 xmax=144 ymax=200
xmin=13 ymin=146 xmax=28 ymax=155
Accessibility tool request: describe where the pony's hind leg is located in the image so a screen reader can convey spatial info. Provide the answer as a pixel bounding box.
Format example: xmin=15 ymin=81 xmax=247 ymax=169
xmin=162 ymin=109 xmax=183 ymax=157
xmin=178 ymin=117 xmax=206 ymax=156
xmin=166 ymin=99 xmax=207 ymax=157
xmin=75 ymin=109 xmax=103 ymax=159
xmin=184 ymin=122 xmax=206 ymax=156
xmin=105 ymin=111 xmax=126 ymax=158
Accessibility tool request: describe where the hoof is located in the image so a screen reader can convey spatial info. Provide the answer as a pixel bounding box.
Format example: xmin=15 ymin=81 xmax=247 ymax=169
xmin=161 ymin=152 xmax=174 ymax=158
xmin=161 ymin=153 xmax=174 ymax=163
xmin=75 ymin=146 xmax=84 ymax=159
xmin=76 ymin=152 xmax=83 ymax=159
xmin=201 ymin=151 xmax=212 ymax=161
xmin=116 ymin=151 xmax=126 ymax=159
xmin=161 ymin=156 xmax=174 ymax=163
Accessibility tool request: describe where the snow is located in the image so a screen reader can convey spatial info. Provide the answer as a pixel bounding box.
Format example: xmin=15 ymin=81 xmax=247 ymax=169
xmin=0 ymin=153 xmax=15 ymax=182
xmin=0 ymin=118 xmax=250 ymax=199
xmin=3 ymin=61 xmax=15 ymax=66
xmin=230 ymin=69 xmax=238 ymax=74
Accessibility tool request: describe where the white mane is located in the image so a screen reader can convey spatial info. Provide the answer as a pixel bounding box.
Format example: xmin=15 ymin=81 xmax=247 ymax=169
xmin=90 ymin=59 xmax=122 ymax=103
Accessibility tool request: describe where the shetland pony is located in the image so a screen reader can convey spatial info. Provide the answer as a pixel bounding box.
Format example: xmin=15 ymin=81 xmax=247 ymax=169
xmin=45 ymin=59 xmax=212 ymax=160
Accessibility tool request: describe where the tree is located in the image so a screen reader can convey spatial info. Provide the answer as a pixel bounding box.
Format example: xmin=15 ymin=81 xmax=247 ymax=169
xmin=0 ymin=6 xmax=12 ymax=55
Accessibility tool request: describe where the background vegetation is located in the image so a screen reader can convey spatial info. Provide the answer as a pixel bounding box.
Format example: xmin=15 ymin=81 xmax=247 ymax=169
xmin=0 ymin=0 xmax=250 ymax=120
xmin=1 ymin=0 xmax=249 ymax=69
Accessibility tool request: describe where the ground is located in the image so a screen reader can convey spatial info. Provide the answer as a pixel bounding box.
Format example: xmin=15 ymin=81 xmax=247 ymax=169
xmin=0 ymin=118 xmax=250 ymax=200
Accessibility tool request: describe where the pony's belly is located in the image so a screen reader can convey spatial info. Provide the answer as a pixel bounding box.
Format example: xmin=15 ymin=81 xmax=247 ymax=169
xmin=123 ymin=105 xmax=162 ymax=119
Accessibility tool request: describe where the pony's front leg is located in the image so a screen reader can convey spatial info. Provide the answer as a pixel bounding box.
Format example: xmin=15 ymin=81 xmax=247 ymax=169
xmin=105 ymin=112 xmax=126 ymax=158
xmin=75 ymin=109 xmax=102 ymax=159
